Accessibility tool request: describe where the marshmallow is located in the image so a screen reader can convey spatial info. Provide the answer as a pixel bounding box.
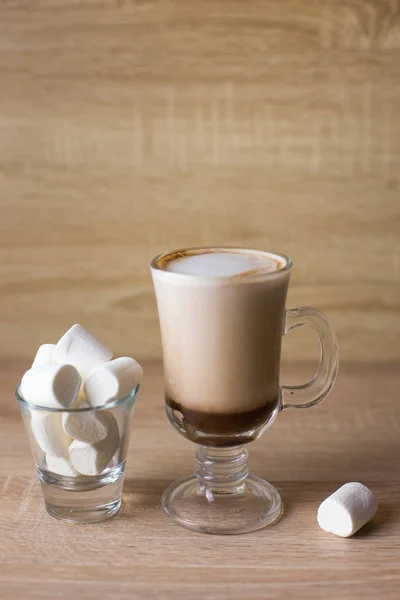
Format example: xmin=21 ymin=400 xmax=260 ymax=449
xmin=46 ymin=454 xmax=78 ymax=477
xmin=62 ymin=406 xmax=116 ymax=444
xmin=21 ymin=364 xmax=81 ymax=409
xmin=32 ymin=344 xmax=57 ymax=368
xmin=317 ymin=482 xmax=378 ymax=537
xmin=53 ymin=324 xmax=113 ymax=377
xmin=69 ymin=420 xmax=119 ymax=476
xmin=31 ymin=412 xmax=72 ymax=458
xmin=84 ymin=357 xmax=143 ymax=407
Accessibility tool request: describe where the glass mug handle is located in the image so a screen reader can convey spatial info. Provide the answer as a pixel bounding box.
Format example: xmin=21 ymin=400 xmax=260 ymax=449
xmin=281 ymin=307 xmax=339 ymax=410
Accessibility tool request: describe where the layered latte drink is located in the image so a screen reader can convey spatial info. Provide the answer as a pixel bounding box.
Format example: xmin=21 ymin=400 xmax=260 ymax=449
xmin=151 ymin=248 xmax=291 ymax=446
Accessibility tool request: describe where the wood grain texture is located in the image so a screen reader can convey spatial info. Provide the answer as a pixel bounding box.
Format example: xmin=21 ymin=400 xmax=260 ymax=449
xmin=0 ymin=0 xmax=400 ymax=361
xmin=1 ymin=361 xmax=400 ymax=599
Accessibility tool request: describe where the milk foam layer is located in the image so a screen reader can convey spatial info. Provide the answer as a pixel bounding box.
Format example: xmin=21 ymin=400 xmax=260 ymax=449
xmin=166 ymin=251 xmax=284 ymax=277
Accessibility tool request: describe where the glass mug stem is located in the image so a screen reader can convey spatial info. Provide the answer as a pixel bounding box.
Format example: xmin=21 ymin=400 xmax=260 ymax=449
xmin=195 ymin=445 xmax=249 ymax=496
xmin=281 ymin=306 xmax=339 ymax=410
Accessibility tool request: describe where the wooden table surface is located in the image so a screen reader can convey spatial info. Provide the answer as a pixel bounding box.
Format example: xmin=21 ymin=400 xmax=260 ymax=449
xmin=1 ymin=360 xmax=399 ymax=599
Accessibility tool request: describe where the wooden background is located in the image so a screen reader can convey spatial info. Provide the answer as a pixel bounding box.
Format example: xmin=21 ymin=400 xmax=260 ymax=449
xmin=1 ymin=0 xmax=399 ymax=362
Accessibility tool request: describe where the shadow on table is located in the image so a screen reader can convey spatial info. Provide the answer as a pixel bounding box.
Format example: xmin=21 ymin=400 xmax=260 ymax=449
xmin=352 ymin=501 xmax=400 ymax=537
xmin=118 ymin=477 xmax=173 ymax=521
xmin=122 ymin=477 xmax=172 ymax=494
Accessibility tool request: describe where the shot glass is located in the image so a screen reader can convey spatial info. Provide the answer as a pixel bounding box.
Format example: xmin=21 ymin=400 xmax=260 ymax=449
xmin=16 ymin=384 xmax=139 ymax=523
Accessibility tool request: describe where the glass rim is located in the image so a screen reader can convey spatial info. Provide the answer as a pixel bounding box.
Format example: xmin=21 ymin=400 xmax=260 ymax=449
xmin=150 ymin=246 xmax=293 ymax=280
xmin=15 ymin=383 xmax=140 ymax=413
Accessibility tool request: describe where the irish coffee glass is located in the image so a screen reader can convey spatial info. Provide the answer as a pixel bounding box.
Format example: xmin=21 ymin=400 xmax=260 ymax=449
xmin=151 ymin=248 xmax=338 ymax=535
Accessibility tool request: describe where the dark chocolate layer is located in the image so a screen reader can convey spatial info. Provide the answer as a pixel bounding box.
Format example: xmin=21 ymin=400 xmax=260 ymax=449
xmin=166 ymin=396 xmax=278 ymax=445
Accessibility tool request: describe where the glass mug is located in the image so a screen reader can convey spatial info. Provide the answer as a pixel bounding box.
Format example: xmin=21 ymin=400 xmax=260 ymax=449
xmin=151 ymin=247 xmax=338 ymax=534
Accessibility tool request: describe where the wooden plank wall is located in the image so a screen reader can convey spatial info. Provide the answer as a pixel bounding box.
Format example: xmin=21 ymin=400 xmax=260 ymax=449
xmin=1 ymin=0 xmax=399 ymax=361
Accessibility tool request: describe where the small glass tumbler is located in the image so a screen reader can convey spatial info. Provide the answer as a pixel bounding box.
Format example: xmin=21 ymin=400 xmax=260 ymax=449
xmin=15 ymin=384 xmax=139 ymax=523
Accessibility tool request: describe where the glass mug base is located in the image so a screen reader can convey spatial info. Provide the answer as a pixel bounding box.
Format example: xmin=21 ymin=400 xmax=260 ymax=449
xmin=162 ymin=445 xmax=281 ymax=535
xmin=162 ymin=474 xmax=282 ymax=535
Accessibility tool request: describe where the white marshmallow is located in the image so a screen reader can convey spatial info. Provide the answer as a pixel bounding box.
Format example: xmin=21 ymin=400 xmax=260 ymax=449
xmin=21 ymin=364 xmax=81 ymax=409
xmin=317 ymin=482 xmax=378 ymax=537
xmin=31 ymin=412 xmax=72 ymax=458
xmin=69 ymin=424 xmax=120 ymax=476
xmin=84 ymin=357 xmax=143 ymax=407
xmin=53 ymin=324 xmax=113 ymax=377
xmin=32 ymin=344 xmax=57 ymax=368
xmin=46 ymin=454 xmax=78 ymax=477
xmin=62 ymin=406 xmax=116 ymax=444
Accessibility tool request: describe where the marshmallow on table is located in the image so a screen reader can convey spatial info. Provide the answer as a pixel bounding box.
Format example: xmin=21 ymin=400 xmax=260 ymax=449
xmin=317 ymin=482 xmax=378 ymax=537
xmin=69 ymin=417 xmax=120 ymax=476
xmin=32 ymin=344 xmax=57 ymax=368
xmin=53 ymin=324 xmax=113 ymax=377
xmin=62 ymin=403 xmax=117 ymax=444
xmin=31 ymin=412 xmax=72 ymax=458
xmin=21 ymin=364 xmax=81 ymax=409
xmin=46 ymin=454 xmax=78 ymax=477
xmin=84 ymin=357 xmax=143 ymax=407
